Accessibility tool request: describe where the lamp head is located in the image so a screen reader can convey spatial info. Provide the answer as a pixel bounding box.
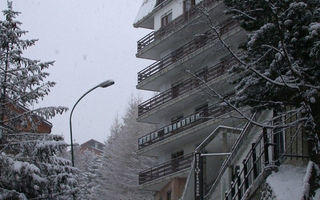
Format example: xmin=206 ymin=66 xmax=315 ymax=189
xmin=99 ymin=80 xmax=115 ymax=88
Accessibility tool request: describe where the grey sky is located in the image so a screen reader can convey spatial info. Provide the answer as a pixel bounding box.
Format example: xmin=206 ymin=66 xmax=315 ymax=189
xmin=0 ymin=0 xmax=152 ymax=144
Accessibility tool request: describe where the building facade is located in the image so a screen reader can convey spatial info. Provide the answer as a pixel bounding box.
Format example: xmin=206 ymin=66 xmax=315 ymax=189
xmin=134 ymin=0 xmax=312 ymax=200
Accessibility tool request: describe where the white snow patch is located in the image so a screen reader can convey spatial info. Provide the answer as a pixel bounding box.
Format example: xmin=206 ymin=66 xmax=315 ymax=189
xmin=309 ymin=22 xmax=320 ymax=37
xmin=13 ymin=161 xmax=23 ymax=172
xmin=134 ymin=0 xmax=157 ymax=24
xmin=266 ymin=164 xmax=307 ymax=200
xmin=310 ymin=97 xmax=316 ymax=103
xmin=314 ymin=189 xmax=320 ymax=200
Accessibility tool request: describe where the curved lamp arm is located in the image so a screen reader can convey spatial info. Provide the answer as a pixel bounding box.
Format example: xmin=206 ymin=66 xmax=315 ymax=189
xmin=69 ymin=80 xmax=114 ymax=166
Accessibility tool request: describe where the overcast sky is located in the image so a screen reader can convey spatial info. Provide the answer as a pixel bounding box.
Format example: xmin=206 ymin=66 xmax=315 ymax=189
xmin=0 ymin=0 xmax=153 ymax=144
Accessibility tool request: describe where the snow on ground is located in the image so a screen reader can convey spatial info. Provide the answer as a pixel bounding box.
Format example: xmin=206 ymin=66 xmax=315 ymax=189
xmin=134 ymin=0 xmax=156 ymax=24
xmin=266 ymin=164 xmax=307 ymax=200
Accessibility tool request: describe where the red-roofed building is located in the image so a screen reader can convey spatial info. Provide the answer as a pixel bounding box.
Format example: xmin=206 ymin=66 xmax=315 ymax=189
xmin=80 ymin=139 xmax=105 ymax=155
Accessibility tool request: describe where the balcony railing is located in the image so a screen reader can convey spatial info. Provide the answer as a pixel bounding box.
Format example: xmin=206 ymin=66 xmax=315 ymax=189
xmin=137 ymin=19 xmax=237 ymax=83
xmin=139 ymin=153 xmax=193 ymax=184
xmin=138 ymin=56 xmax=235 ymax=117
xmin=223 ymin=116 xmax=309 ymax=200
xmin=137 ymin=0 xmax=217 ymax=52
xmin=138 ymin=105 xmax=231 ymax=150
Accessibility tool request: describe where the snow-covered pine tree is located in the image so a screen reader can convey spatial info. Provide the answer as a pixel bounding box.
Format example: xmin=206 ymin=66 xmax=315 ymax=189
xmin=0 ymin=2 xmax=78 ymax=199
xmin=92 ymin=97 xmax=157 ymax=200
xmin=222 ymin=0 xmax=320 ymax=156
xmin=73 ymin=145 xmax=102 ymax=200
xmin=0 ymin=133 xmax=79 ymax=199
xmin=0 ymin=1 xmax=67 ymax=131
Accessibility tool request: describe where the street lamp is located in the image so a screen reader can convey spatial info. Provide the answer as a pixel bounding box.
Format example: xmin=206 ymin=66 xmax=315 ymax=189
xmin=69 ymin=80 xmax=115 ymax=166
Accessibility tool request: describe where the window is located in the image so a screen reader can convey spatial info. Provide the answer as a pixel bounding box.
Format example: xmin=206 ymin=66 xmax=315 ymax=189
xmin=171 ymin=150 xmax=184 ymax=159
xmin=183 ymin=0 xmax=195 ymax=19
xmin=171 ymin=82 xmax=182 ymax=98
xmin=166 ymin=190 xmax=172 ymax=200
xmin=161 ymin=12 xmax=172 ymax=27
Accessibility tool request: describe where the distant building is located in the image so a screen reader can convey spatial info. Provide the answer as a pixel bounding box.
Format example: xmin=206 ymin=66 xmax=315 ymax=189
xmin=80 ymin=139 xmax=105 ymax=155
xmin=133 ymin=0 xmax=313 ymax=200
xmin=2 ymin=101 xmax=52 ymax=134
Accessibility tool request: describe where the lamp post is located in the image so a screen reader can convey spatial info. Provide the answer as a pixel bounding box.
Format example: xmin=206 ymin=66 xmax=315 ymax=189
xmin=69 ymin=80 xmax=114 ymax=166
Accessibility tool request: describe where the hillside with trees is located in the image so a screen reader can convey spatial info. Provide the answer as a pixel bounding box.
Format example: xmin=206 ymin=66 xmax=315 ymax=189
xmin=92 ymin=98 xmax=157 ymax=200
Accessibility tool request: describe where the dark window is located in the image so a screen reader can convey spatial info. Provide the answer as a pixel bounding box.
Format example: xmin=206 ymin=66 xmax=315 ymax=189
xmin=183 ymin=0 xmax=195 ymax=19
xmin=183 ymin=0 xmax=195 ymax=12
xmin=167 ymin=190 xmax=172 ymax=200
xmin=171 ymin=150 xmax=184 ymax=159
xmin=171 ymin=81 xmax=183 ymax=98
xmin=161 ymin=12 xmax=172 ymax=27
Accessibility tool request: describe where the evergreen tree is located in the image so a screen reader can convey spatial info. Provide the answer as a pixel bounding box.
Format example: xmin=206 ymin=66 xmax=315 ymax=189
xmin=0 ymin=1 xmax=67 ymax=131
xmin=74 ymin=145 xmax=102 ymax=200
xmin=0 ymin=133 xmax=79 ymax=199
xmin=0 ymin=2 xmax=78 ymax=199
xmin=92 ymin=98 xmax=156 ymax=200
xmin=222 ymin=0 xmax=320 ymax=154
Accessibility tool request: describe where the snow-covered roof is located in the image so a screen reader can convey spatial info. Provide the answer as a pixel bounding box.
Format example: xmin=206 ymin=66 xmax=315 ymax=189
xmin=134 ymin=0 xmax=157 ymax=25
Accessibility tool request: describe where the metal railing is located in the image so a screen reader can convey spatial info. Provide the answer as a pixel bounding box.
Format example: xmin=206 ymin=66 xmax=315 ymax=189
xmin=137 ymin=0 xmax=217 ymax=52
xmin=203 ymin=113 xmax=257 ymax=199
xmin=139 ymin=153 xmax=194 ymax=184
xmin=137 ymin=19 xmax=238 ymax=83
xmin=224 ymin=131 xmax=265 ymax=200
xmin=223 ymin=115 xmax=309 ymax=200
xmin=138 ymin=56 xmax=235 ymax=117
xmin=138 ymin=105 xmax=231 ymax=150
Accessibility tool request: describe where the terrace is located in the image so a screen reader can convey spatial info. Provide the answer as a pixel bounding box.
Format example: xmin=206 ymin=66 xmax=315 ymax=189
xmin=138 ymin=104 xmax=231 ymax=150
xmin=137 ymin=19 xmax=237 ymax=84
xmin=137 ymin=0 xmax=219 ymax=54
xmin=139 ymin=153 xmax=193 ymax=185
xmin=138 ymin=56 xmax=235 ymax=117
xmin=204 ymin=114 xmax=309 ymax=200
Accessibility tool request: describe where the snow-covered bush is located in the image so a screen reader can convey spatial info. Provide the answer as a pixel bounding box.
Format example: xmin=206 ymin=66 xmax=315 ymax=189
xmin=0 ymin=133 xmax=79 ymax=199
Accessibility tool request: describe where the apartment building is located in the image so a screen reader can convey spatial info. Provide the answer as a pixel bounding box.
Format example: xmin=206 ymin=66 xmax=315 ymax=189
xmin=133 ymin=0 xmax=312 ymax=200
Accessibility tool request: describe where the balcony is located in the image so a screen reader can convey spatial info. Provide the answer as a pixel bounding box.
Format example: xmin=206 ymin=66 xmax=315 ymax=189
xmin=137 ymin=19 xmax=237 ymax=85
xmin=139 ymin=153 xmax=193 ymax=185
xmin=136 ymin=0 xmax=226 ymax=59
xmin=204 ymin=114 xmax=310 ymax=200
xmin=138 ymin=104 xmax=231 ymax=150
xmin=138 ymin=56 xmax=235 ymax=118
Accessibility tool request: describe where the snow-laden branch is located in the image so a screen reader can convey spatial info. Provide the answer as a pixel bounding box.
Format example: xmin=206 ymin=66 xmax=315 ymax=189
xmin=0 ymin=106 xmax=68 ymax=123
xmin=185 ymin=69 xmax=308 ymax=129
xmin=198 ymin=6 xmax=302 ymax=90
xmin=228 ymin=8 xmax=257 ymax=21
